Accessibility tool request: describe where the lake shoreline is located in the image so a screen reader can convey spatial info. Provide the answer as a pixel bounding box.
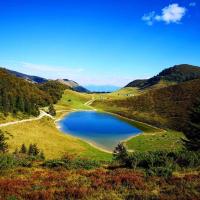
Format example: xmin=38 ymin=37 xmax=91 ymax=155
xmin=55 ymin=109 xmax=145 ymax=154
xmin=55 ymin=109 xmax=113 ymax=154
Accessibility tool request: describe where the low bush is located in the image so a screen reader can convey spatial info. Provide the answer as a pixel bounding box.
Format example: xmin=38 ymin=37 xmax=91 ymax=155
xmin=113 ymin=144 xmax=200 ymax=177
xmin=43 ymin=155 xmax=100 ymax=170
xmin=146 ymin=167 xmax=173 ymax=178
xmin=0 ymin=154 xmax=17 ymax=170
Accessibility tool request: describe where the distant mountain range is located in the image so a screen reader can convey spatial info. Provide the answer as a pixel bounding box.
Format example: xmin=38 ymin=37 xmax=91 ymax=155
xmin=6 ymin=68 xmax=48 ymax=83
xmin=4 ymin=68 xmax=89 ymax=93
xmin=126 ymin=64 xmax=200 ymax=90
xmin=85 ymin=85 xmax=120 ymax=92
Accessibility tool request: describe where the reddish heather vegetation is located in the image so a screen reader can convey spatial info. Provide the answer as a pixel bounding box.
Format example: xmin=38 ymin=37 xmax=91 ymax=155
xmin=0 ymin=167 xmax=199 ymax=200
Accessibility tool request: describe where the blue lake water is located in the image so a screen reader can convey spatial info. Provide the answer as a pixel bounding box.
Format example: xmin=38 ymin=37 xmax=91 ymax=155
xmin=58 ymin=111 xmax=141 ymax=151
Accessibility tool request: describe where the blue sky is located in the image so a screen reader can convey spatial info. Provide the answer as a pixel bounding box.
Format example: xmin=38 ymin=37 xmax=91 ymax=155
xmin=0 ymin=0 xmax=199 ymax=86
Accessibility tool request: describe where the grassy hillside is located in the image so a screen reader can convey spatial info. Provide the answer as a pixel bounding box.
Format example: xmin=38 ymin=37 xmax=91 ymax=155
xmin=126 ymin=64 xmax=200 ymax=90
xmin=125 ymin=130 xmax=184 ymax=152
xmin=93 ymin=79 xmax=200 ymax=131
xmin=56 ymin=89 xmax=92 ymax=110
xmin=1 ymin=117 xmax=111 ymax=161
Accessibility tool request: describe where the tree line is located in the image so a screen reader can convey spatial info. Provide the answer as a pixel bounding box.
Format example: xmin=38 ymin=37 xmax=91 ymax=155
xmin=0 ymin=69 xmax=68 ymax=117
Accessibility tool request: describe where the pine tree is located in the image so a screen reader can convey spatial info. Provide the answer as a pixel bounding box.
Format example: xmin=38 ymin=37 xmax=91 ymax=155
xmin=28 ymin=143 xmax=40 ymax=156
xmin=19 ymin=144 xmax=27 ymax=154
xmin=113 ymin=143 xmax=129 ymax=165
xmin=183 ymin=99 xmax=200 ymax=151
xmin=48 ymin=104 xmax=56 ymax=116
xmin=17 ymin=96 xmax=25 ymax=112
xmin=32 ymin=144 xmax=40 ymax=156
xmin=28 ymin=144 xmax=34 ymax=156
xmin=0 ymin=130 xmax=8 ymax=153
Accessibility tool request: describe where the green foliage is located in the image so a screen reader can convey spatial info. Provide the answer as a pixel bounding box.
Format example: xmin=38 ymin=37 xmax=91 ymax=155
xmin=0 ymin=154 xmax=17 ymax=170
xmin=183 ymin=98 xmax=200 ymax=151
xmin=28 ymin=144 xmax=40 ymax=156
xmin=95 ymin=78 xmax=200 ymax=131
xmin=19 ymin=144 xmax=27 ymax=154
xmin=0 ymin=69 xmax=51 ymax=116
xmin=113 ymin=143 xmax=129 ymax=166
xmin=146 ymin=167 xmax=173 ymax=178
xmin=126 ymin=64 xmax=200 ymax=89
xmin=113 ymin=145 xmax=200 ymax=177
xmin=39 ymin=151 xmax=45 ymax=160
xmin=0 ymin=130 xmax=8 ymax=153
xmin=43 ymin=154 xmax=100 ymax=170
xmin=38 ymin=80 xmax=69 ymax=104
xmin=48 ymin=104 xmax=56 ymax=116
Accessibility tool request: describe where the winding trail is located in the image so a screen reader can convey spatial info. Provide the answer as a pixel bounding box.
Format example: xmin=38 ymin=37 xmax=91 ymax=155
xmin=0 ymin=110 xmax=54 ymax=128
xmin=84 ymin=97 xmax=97 ymax=110
xmin=0 ymin=96 xmax=96 ymax=128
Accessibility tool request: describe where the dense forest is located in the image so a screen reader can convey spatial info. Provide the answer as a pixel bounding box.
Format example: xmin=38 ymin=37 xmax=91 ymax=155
xmin=38 ymin=81 xmax=69 ymax=104
xmin=0 ymin=69 xmax=68 ymax=116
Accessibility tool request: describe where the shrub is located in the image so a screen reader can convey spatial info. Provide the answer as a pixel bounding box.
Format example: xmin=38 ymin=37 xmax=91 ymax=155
xmin=43 ymin=155 xmax=100 ymax=170
xmin=0 ymin=154 xmax=17 ymax=170
xmin=73 ymin=159 xmax=100 ymax=170
xmin=0 ymin=130 xmax=8 ymax=153
xmin=146 ymin=167 xmax=173 ymax=178
xmin=19 ymin=144 xmax=27 ymax=154
xmin=113 ymin=143 xmax=129 ymax=166
xmin=28 ymin=144 xmax=40 ymax=156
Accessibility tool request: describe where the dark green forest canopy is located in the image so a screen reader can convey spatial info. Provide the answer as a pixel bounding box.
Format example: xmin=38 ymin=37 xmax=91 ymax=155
xmin=0 ymin=69 xmax=68 ymax=116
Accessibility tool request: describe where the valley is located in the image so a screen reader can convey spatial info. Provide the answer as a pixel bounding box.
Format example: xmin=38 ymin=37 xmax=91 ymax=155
xmin=0 ymin=64 xmax=200 ymax=200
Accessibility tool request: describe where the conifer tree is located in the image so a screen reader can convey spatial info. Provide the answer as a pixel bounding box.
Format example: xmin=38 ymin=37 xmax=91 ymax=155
xmin=32 ymin=144 xmax=40 ymax=156
xmin=28 ymin=144 xmax=40 ymax=156
xmin=19 ymin=144 xmax=27 ymax=154
xmin=48 ymin=104 xmax=56 ymax=116
xmin=113 ymin=143 xmax=129 ymax=165
xmin=183 ymin=99 xmax=200 ymax=151
xmin=28 ymin=144 xmax=34 ymax=156
xmin=0 ymin=130 xmax=8 ymax=153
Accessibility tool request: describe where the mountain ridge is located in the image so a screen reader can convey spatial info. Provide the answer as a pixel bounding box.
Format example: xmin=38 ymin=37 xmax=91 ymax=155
xmin=3 ymin=67 xmax=89 ymax=93
xmin=125 ymin=64 xmax=200 ymax=89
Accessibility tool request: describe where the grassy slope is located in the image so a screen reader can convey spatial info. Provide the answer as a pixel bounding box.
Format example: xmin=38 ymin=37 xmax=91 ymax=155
xmin=0 ymin=112 xmax=32 ymax=124
xmin=55 ymin=89 xmax=92 ymax=110
xmin=1 ymin=117 xmax=111 ymax=161
xmin=92 ymin=90 xmax=185 ymax=152
xmin=0 ymin=87 xmax=185 ymax=160
xmin=125 ymin=130 xmax=184 ymax=152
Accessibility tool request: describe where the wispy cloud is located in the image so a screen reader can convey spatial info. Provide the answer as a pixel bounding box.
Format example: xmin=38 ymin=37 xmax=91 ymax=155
xmin=20 ymin=62 xmax=84 ymax=74
xmin=189 ymin=2 xmax=196 ymax=7
xmin=142 ymin=4 xmax=187 ymax=25
xmin=2 ymin=61 xmax=84 ymax=79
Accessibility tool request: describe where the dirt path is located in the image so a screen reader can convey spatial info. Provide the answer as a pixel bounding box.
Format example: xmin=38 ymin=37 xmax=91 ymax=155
xmin=0 ymin=110 xmax=54 ymax=128
xmin=84 ymin=97 xmax=97 ymax=110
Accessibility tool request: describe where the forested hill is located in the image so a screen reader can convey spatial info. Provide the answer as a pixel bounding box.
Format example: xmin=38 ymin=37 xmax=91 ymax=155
xmin=0 ymin=69 xmax=52 ymax=116
xmin=126 ymin=64 xmax=200 ymax=89
xmin=0 ymin=67 xmax=82 ymax=117
xmin=94 ymin=78 xmax=200 ymax=131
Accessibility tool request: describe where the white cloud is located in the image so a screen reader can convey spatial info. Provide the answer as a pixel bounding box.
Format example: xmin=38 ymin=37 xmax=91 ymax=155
xmin=142 ymin=11 xmax=156 ymax=26
xmin=142 ymin=4 xmax=187 ymax=25
xmin=189 ymin=2 xmax=196 ymax=7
